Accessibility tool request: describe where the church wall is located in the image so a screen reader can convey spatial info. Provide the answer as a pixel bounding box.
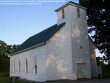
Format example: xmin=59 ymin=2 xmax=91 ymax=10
xmin=46 ymin=25 xmax=66 ymax=80
xmin=89 ymin=38 xmax=98 ymax=77
xmin=10 ymin=45 xmax=47 ymax=82
xmin=46 ymin=21 xmax=74 ymax=80
xmin=70 ymin=5 xmax=91 ymax=79
xmin=46 ymin=5 xmax=75 ymax=81
xmin=56 ymin=4 xmax=92 ymax=80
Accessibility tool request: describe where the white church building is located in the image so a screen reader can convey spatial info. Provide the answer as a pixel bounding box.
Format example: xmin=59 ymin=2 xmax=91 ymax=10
xmin=10 ymin=1 xmax=98 ymax=82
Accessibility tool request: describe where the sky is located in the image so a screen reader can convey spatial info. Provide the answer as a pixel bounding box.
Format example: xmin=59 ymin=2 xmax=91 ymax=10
xmin=0 ymin=0 xmax=103 ymax=57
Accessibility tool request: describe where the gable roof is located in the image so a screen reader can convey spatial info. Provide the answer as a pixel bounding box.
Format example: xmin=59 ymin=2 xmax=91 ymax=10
xmin=55 ymin=1 xmax=86 ymax=12
xmin=11 ymin=23 xmax=65 ymax=55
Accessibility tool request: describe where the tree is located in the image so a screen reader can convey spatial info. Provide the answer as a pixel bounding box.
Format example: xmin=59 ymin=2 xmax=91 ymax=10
xmin=0 ymin=40 xmax=19 ymax=72
xmin=0 ymin=40 xmax=7 ymax=56
xmin=0 ymin=40 xmax=19 ymax=56
xmin=79 ymin=0 xmax=110 ymax=59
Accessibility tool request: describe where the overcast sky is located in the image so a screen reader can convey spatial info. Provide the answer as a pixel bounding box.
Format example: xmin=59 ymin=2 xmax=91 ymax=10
xmin=0 ymin=0 xmax=103 ymax=57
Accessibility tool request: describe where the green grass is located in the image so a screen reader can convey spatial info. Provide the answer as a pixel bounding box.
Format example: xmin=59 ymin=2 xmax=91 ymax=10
xmin=0 ymin=75 xmax=110 ymax=83
xmin=0 ymin=77 xmax=10 ymax=81
xmin=98 ymin=74 xmax=110 ymax=79
xmin=0 ymin=77 xmax=39 ymax=83
xmin=0 ymin=72 xmax=9 ymax=77
xmin=0 ymin=77 xmax=11 ymax=83
xmin=102 ymin=74 xmax=110 ymax=78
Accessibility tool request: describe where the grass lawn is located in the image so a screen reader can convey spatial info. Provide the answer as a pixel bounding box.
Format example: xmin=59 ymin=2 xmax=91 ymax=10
xmin=0 ymin=77 xmax=10 ymax=82
xmin=0 ymin=77 xmax=39 ymax=83
xmin=0 ymin=75 xmax=110 ymax=83
xmin=102 ymin=74 xmax=110 ymax=78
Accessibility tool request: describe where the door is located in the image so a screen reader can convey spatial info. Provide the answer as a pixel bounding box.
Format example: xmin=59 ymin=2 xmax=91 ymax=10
xmin=77 ymin=63 xmax=86 ymax=79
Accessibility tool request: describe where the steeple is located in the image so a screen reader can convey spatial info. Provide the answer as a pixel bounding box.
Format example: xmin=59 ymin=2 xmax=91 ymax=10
xmin=55 ymin=1 xmax=87 ymax=25
xmin=55 ymin=1 xmax=86 ymax=12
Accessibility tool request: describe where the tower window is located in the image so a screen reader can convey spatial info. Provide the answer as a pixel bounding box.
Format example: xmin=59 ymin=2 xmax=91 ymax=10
xmin=62 ymin=9 xmax=65 ymax=19
xmin=77 ymin=7 xmax=80 ymax=18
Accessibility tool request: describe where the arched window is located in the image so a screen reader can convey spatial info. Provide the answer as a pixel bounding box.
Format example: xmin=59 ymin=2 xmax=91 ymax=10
xmin=25 ymin=58 xmax=28 ymax=73
xmin=77 ymin=7 xmax=80 ymax=18
xmin=13 ymin=61 xmax=15 ymax=73
xmin=19 ymin=60 xmax=20 ymax=73
xmin=34 ymin=56 xmax=37 ymax=74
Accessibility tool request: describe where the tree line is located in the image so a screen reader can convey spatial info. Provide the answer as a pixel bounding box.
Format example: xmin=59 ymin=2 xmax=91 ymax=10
xmin=0 ymin=40 xmax=19 ymax=73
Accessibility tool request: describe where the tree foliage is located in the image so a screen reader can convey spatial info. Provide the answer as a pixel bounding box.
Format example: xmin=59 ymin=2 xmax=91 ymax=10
xmin=0 ymin=40 xmax=19 ymax=56
xmin=79 ymin=0 xmax=110 ymax=59
xmin=0 ymin=40 xmax=19 ymax=72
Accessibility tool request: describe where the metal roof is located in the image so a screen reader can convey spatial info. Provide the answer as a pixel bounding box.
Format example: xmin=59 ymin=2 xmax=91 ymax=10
xmin=11 ymin=23 xmax=65 ymax=55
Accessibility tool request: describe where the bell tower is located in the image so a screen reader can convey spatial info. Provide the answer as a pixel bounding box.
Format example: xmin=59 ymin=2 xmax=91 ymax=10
xmin=55 ymin=1 xmax=87 ymax=25
xmin=55 ymin=1 xmax=92 ymax=79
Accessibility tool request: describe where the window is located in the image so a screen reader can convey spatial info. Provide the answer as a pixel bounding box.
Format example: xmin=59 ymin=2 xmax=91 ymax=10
xmin=34 ymin=56 xmax=37 ymax=74
xmin=13 ymin=61 xmax=15 ymax=73
xmin=62 ymin=9 xmax=65 ymax=19
xmin=19 ymin=60 xmax=20 ymax=73
xmin=25 ymin=58 xmax=28 ymax=73
xmin=77 ymin=7 xmax=80 ymax=18
xmin=35 ymin=65 xmax=37 ymax=74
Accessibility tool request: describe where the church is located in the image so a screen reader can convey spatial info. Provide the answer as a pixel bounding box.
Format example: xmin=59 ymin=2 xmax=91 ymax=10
xmin=10 ymin=1 xmax=98 ymax=82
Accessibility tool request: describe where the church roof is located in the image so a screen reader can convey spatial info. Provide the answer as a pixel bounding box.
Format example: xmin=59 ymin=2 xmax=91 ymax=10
xmin=11 ymin=23 xmax=65 ymax=55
